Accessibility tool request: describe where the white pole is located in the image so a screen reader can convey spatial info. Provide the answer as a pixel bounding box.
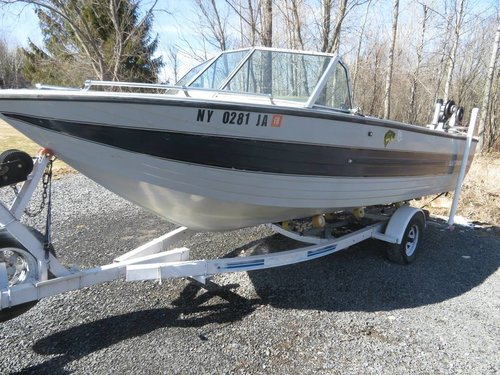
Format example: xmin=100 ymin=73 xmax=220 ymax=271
xmin=448 ymin=108 xmax=479 ymax=225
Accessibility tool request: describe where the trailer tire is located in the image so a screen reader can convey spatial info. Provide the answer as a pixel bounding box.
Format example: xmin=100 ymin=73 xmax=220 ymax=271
xmin=0 ymin=227 xmax=55 ymax=322
xmin=386 ymin=213 xmax=425 ymax=265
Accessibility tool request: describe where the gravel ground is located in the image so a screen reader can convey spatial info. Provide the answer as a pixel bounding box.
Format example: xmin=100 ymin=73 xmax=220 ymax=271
xmin=0 ymin=174 xmax=499 ymax=374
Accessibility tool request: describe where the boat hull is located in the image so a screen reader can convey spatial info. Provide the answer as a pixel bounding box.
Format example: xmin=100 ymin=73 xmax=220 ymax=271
xmin=0 ymin=92 xmax=477 ymax=231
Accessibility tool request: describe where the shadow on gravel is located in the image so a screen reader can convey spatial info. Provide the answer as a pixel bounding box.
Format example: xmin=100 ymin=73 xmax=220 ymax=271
xmin=17 ymin=282 xmax=262 ymax=375
xmin=247 ymin=221 xmax=499 ymax=312
xmin=14 ymin=220 xmax=499 ymax=374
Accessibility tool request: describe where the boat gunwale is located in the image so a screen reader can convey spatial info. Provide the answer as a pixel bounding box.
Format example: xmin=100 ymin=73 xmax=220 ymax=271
xmin=0 ymin=92 xmax=479 ymax=143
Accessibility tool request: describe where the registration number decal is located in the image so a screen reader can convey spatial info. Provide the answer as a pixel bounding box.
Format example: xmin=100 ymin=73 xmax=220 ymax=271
xmin=196 ymin=109 xmax=283 ymax=127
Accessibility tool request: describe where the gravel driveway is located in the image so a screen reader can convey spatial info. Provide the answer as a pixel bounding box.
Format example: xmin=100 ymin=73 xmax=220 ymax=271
xmin=0 ymin=174 xmax=499 ymax=374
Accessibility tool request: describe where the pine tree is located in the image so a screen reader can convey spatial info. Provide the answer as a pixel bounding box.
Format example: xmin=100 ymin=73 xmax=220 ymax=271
xmin=21 ymin=0 xmax=163 ymax=86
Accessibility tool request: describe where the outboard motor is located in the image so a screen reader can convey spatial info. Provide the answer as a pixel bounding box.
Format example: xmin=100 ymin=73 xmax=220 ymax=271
xmin=0 ymin=149 xmax=34 ymax=188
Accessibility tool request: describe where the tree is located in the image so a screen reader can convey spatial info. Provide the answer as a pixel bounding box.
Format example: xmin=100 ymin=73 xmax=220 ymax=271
xmin=2 ymin=0 xmax=163 ymax=85
xmin=351 ymin=0 xmax=372 ymax=103
xmin=166 ymin=44 xmax=180 ymax=83
xmin=318 ymin=0 xmax=347 ymax=53
xmin=0 ymin=39 xmax=27 ymax=88
xmin=478 ymin=5 xmax=500 ymax=151
xmin=261 ymin=0 xmax=273 ymax=47
xmin=443 ymin=0 xmax=466 ymax=101
xmin=328 ymin=0 xmax=347 ymax=53
xmin=407 ymin=4 xmax=429 ymax=124
xmin=194 ymin=0 xmax=230 ymax=51
xmin=225 ymin=0 xmax=259 ymax=46
xmin=383 ymin=0 xmax=399 ymax=119
xmin=282 ymin=0 xmax=305 ymax=50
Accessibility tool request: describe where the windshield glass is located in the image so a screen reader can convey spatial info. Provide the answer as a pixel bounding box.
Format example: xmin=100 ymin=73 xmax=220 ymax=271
xmin=316 ymin=63 xmax=351 ymax=110
xmin=176 ymin=59 xmax=212 ymax=86
xmin=222 ymin=50 xmax=332 ymax=102
xmin=189 ymin=50 xmax=250 ymax=89
xmin=180 ymin=48 xmax=349 ymax=110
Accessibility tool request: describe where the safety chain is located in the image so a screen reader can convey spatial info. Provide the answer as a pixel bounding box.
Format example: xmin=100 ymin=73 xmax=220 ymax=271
xmin=23 ymin=159 xmax=54 ymax=218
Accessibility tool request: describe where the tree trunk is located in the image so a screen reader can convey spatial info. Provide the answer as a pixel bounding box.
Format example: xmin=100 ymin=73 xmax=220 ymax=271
xmin=261 ymin=0 xmax=272 ymax=47
xmin=443 ymin=0 xmax=465 ymax=101
xmin=290 ymin=0 xmax=304 ymax=49
xmin=383 ymin=0 xmax=399 ymax=119
xmin=478 ymin=6 xmax=500 ymax=151
xmin=408 ymin=4 xmax=428 ymax=124
xmin=328 ymin=0 xmax=347 ymax=54
xmin=261 ymin=0 xmax=272 ymax=94
xmin=352 ymin=0 xmax=371 ymax=104
xmin=320 ymin=0 xmax=332 ymax=52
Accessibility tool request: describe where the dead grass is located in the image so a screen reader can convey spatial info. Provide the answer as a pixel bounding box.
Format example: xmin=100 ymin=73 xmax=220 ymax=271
xmin=414 ymin=153 xmax=500 ymax=227
xmin=0 ymin=119 xmax=40 ymax=154
xmin=0 ymin=119 xmax=74 ymax=176
xmin=1 ymin=119 xmax=499 ymax=225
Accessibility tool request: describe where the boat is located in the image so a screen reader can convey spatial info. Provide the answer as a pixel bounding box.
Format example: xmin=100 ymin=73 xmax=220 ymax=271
xmin=0 ymin=47 xmax=478 ymax=231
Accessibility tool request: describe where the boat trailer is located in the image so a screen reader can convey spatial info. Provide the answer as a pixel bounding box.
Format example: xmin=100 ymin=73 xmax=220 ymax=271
xmin=0 ymin=153 xmax=426 ymax=322
xmin=0 ymin=104 xmax=478 ymax=321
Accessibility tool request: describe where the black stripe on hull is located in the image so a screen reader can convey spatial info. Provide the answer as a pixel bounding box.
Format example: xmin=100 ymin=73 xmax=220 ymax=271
xmin=3 ymin=112 xmax=461 ymax=178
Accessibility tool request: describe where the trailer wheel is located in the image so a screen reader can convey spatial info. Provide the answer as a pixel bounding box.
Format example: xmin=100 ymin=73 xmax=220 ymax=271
xmin=0 ymin=230 xmax=39 ymax=287
xmin=0 ymin=227 xmax=53 ymax=322
xmin=386 ymin=213 xmax=425 ymax=265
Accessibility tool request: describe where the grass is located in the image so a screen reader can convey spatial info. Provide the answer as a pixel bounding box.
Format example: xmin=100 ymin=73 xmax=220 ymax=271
xmin=417 ymin=153 xmax=500 ymax=227
xmin=0 ymin=119 xmax=40 ymax=154
xmin=0 ymin=119 xmax=74 ymax=176
xmin=1 ymin=119 xmax=499 ymax=226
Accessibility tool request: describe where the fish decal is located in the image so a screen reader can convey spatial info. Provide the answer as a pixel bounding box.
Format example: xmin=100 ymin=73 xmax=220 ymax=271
xmin=384 ymin=130 xmax=396 ymax=147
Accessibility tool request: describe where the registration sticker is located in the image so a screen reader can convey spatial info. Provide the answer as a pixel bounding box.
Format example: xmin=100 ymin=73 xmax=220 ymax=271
xmin=271 ymin=114 xmax=283 ymax=127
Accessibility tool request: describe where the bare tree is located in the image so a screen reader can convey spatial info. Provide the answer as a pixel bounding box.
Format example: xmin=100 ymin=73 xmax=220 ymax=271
xmin=318 ymin=0 xmax=348 ymax=53
xmin=320 ymin=0 xmax=332 ymax=52
xmin=261 ymin=0 xmax=273 ymax=47
xmin=195 ymin=0 xmax=229 ymax=51
xmin=351 ymin=0 xmax=372 ymax=103
xmin=383 ymin=0 xmax=399 ymax=119
xmin=284 ymin=0 xmax=305 ymax=49
xmin=407 ymin=3 xmax=429 ymax=124
xmin=0 ymin=39 xmax=26 ymax=88
xmin=443 ymin=0 xmax=466 ymax=100
xmin=487 ymin=73 xmax=499 ymax=149
xmin=166 ymin=45 xmax=180 ymax=83
xmin=478 ymin=5 xmax=500 ymax=151
xmin=328 ymin=0 xmax=348 ymax=53
xmin=245 ymin=0 xmax=259 ymax=45
xmin=225 ymin=0 xmax=260 ymax=46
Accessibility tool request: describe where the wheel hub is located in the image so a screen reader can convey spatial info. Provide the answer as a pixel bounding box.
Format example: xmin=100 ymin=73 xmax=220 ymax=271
xmin=404 ymin=225 xmax=419 ymax=257
xmin=0 ymin=247 xmax=37 ymax=286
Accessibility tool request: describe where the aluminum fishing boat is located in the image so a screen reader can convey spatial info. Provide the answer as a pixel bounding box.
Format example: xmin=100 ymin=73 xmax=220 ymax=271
xmin=0 ymin=47 xmax=478 ymax=231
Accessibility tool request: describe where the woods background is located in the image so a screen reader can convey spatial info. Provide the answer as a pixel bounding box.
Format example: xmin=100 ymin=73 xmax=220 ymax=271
xmin=0 ymin=0 xmax=499 ymax=151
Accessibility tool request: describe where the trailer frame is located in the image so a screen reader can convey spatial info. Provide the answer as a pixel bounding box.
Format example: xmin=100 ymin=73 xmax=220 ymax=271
xmin=0 ymin=152 xmax=429 ymax=320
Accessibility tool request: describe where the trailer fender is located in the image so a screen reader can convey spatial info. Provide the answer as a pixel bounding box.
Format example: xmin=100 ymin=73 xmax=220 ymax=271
xmin=385 ymin=206 xmax=426 ymax=244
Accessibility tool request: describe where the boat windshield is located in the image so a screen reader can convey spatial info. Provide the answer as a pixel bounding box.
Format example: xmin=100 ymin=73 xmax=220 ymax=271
xmin=186 ymin=47 xmax=351 ymax=110
xmin=189 ymin=49 xmax=250 ymax=89
xmin=176 ymin=59 xmax=213 ymax=86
